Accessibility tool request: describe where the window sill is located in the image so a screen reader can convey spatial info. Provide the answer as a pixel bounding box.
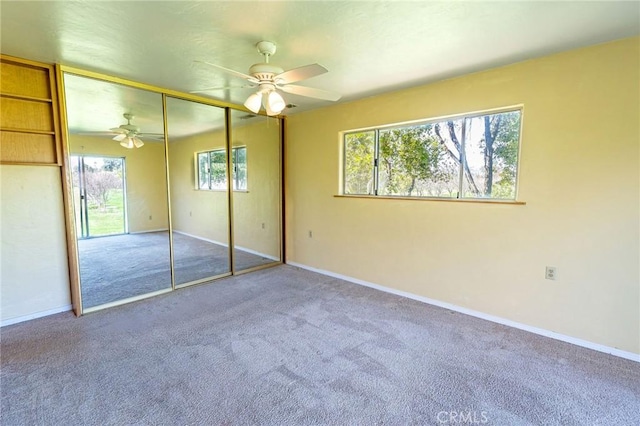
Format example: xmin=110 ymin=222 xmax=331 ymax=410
xmin=195 ymin=189 xmax=249 ymax=193
xmin=334 ymin=194 xmax=526 ymax=205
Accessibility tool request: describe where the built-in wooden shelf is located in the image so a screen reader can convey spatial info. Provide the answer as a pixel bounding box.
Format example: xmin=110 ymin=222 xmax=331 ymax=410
xmin=0 ymin=92 xmax=53 ymax=103
xmin=1 ymin=127 xmax=56 ymax=135
xmin=0 ymin=55 xmax=61 ymax=165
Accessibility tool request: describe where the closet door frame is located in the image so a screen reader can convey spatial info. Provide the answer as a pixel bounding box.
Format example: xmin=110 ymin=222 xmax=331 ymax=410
xmin=164 ymin=95 xmax=233 ymax=288
xmin=228 ymin=110 xmax=284 ymax=276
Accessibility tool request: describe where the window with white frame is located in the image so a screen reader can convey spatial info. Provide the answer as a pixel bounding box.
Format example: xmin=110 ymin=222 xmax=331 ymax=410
xmin=343 ymin=109 xmax=522 ymax=200
xmin=197 ymin=146 xmax=247 ymax=191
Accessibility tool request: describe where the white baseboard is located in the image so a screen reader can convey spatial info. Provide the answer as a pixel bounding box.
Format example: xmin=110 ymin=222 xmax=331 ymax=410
xmin=173 ymin=230 xmax=228 ymax=247
xmin=286 ymin=261 xmax=640 ymax=363
xmin=173 ymin=230 xmax=279 ymax=261
xmin=235 ymin=245 xmax=280 ymax=261
xmin=129 ymin=228 xmax=169 ymax=234
xmin=1 ymin=304 xmax=73 ymax=327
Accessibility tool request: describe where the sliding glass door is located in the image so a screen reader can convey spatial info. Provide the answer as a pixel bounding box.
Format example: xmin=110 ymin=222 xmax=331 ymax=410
xmin=71 ymin=155 xmax=127 ymax=238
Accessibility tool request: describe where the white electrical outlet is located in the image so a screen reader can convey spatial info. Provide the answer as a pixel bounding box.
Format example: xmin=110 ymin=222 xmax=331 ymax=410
xmin=545 ymin=266 xmax=557 ymax=280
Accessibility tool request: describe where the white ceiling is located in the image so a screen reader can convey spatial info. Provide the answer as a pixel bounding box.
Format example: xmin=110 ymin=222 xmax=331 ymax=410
xmin=1 ymin=1 xmax=638 ymax=132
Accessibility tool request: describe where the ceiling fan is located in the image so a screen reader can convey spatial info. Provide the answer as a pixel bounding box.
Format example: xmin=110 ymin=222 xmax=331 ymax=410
xmin=193 ymin=41 xmax=341 ymax=116
xmin=108 ymin=113 xmax=160 ymax=149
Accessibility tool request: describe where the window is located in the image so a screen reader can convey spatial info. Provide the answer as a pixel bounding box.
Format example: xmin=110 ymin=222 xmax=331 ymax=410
xmin=343 ymin=109 xmax=522 ymax=200
xmin=197 ymin=147 xmax=247 ymax=191
xmin=233 ymin=146 xmax=247 ymax=191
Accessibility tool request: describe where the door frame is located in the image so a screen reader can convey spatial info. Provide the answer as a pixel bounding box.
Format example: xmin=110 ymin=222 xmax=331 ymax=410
xmin=70 ymin=154 xmax=128 ymax=239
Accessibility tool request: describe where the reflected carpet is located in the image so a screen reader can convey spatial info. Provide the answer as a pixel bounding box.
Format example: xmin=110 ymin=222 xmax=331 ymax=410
xmin=78 ymin=231 xmax=275 ymax=308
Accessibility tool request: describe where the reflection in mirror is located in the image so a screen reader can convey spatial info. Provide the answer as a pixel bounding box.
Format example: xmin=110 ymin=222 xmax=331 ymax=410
xmin=166 ymin=97 xmax=230 ymax=285
xmin=64 ymin=73 xmax=171 ymax=309
xmin=229 ymin=110 xmax=282 ymax=272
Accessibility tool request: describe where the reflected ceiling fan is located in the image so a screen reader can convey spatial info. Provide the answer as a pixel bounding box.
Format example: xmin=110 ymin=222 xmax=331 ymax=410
xmin=108 ymin=113 xmax=162 ymax=149
xmin=193 ymin=40 xmax=341 ymax=116
xmin=76 ymin=113 xmax=163 ymax=149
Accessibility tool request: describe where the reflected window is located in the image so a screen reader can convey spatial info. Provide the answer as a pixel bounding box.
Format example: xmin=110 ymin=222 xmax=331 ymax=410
xmin=233 ymin=146 xmax=247 ymax=191
xmin=197 ymin=147 xmax=247 ymax=191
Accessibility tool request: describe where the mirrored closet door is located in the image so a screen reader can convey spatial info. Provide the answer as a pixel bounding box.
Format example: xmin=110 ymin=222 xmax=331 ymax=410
xmin=64 ymin=73 xmax=172 ymax=310
xmin=62 ymin=69 xmax=284 ymax=314
xmin=229 ymin=110 xmax=282 ymax=272
xmin=166 ymin=96 xmax=231 ymax=286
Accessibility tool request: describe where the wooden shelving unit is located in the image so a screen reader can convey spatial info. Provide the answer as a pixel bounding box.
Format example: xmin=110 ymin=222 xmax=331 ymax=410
xmin=0 ymin=55 xmax=61 ymax=165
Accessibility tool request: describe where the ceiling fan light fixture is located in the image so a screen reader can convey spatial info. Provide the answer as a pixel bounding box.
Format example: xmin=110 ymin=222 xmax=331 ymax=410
xmin=264 ymin=101 xmax=278 ymax=117
xmin=267 ymin=90 xmax=285 ymax=114
xmin=244 ymin=92 xmax=263 ymax=114
xmin=120 ymin=137 xmax=134 ymax=149
xmin=133 ymin=137 xmax=144 ymax=148
xmin=196 ymin=40 xmax=341 ymax=111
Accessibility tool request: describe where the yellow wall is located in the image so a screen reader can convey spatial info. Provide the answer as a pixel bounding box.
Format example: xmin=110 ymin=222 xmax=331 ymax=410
xmin=286 ymin=37 xmax=640 ymax=354
xmin=69 ymin=135 xmax=169 ymax=233
xmin=168 ymin=130 xmax=229 ymax=244
xmin=232 ymin=119 xmax=281 ymax=258
xmin=168 ymin=120 xmax=281 ymax=259
xmin=1 ymin=165 xmax=71 ymax=322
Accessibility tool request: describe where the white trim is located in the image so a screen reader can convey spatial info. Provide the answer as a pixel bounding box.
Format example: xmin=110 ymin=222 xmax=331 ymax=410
xmin=129 ymin=228 xmax=169 ymax=234
xmin=287 ymin=261 xmax=640 ymax=363
xmin=234 ymin=245 xmax=280 ymax=261
xmin=173 ymin=230 xmax=228 ymax=247
xmin=173 ymin=230 xmax=279 ymax=260
xmin=1 ymin=304 xmax=72 ymax=327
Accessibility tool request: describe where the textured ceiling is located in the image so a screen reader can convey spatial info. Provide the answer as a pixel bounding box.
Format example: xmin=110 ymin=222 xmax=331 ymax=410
xmin=1 ymin=1 xmax=638 ymax=133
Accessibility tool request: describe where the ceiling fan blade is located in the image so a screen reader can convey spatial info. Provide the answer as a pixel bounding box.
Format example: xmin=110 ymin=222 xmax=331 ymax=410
xmin=74 ymin=131 xmax=119 ymax=137
xmin=109 ymin=127 xmax=126 ymax=133
xmin=275 ymin=64 xmax=328 ymax=84
xmin=112 ymin=133 xmax=127 ymax=142
xmin=195 ymin=60 xmax=259 ymax=84
xmin=279 ymin=84 xmax=341 ymax=102
xmin=190 ymin=84 xmax=256 ymax=94
xmin=139 ymin=133 xmax=165 ymax=141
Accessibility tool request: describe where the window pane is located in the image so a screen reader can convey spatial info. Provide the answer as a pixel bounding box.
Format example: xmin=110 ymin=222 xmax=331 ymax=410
xmin=209 ymin=150 xmax=227 ymax=190
xmin=344 ymin=131 xmax=375 ymax=195
xmin=234 ymin=147 xmax=247 ymax=191
xmin=198 ymin=152 xmax=209 ymax=189
xmin=378 ymin=123 xmax=460 ymax=197
xmin=461 ymin=111 xmax=521 ymax=199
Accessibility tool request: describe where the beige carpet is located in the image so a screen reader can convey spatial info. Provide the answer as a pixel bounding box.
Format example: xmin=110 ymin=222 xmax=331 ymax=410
xmin=2 ymin=265 xmax=638 ymax=425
